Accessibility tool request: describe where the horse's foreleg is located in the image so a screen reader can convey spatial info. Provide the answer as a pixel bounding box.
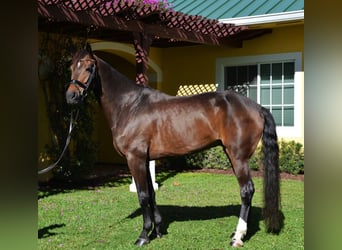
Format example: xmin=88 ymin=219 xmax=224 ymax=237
xmin=230 ymin=160 xmax=255 ymax=247
xmin=146 ymin=165 xmax=163 ymax=239
xmin=127 ymin=156 xmax=153 ymax=246
xmin=127 ymin=155 xmax=162 ymax=246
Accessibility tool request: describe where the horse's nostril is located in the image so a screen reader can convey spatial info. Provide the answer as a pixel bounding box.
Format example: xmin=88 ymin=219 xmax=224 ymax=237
xmin=66 ymin=91 xmax=78 ymax=103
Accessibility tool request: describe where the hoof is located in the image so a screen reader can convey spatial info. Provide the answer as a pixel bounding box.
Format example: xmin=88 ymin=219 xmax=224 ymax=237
xmin=153 ymin=231 xmax=163 ymax=239
xmin=230 ymin=239 xmax=244 ymax=247
xmin=150 ymin=228 xmax=163 ymax=240
xmin=135 ymin=238 xmax=149 ymax=247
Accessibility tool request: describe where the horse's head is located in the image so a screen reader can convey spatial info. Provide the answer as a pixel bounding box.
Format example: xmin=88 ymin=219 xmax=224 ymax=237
xmin=66 ymin=43 xmax=97 ymax=104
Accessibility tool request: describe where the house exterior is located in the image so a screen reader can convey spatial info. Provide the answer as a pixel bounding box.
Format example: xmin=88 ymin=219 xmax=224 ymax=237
xmin=39 ymin=0 xmax=304 ymax=165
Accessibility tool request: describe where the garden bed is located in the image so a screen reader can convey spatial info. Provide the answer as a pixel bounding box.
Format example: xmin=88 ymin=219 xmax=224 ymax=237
xmin=91 ymin=163 xmax=304 ymax=183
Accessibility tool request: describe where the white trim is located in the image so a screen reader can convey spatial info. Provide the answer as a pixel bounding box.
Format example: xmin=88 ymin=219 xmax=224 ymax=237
xmin=215 ymin=52 xmax=303 ymax=139
xmin=219 ymin=10 xmax=304 ymax=26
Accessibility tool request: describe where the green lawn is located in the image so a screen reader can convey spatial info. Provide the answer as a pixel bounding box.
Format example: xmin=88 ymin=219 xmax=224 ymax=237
xmin=38 ymin=172 xmax=304 ymax=249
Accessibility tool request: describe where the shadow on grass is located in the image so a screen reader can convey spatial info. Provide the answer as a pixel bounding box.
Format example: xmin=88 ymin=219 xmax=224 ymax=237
xmin=38 ymin=167 xmax=181 ymax=199
xmin=38 ymin=223 xmax=66 ymax=239
xmin=38 ymin=174 xmax=132 ymax=199
xmin=126 ymin=205 xmax=278 ymax=243
xmin=37 ymin=159 xmax=184 ymax=199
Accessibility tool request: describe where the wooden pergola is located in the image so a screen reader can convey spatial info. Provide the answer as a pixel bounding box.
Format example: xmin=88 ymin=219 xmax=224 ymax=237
xmin=38 ymin=0 xmax=271 ymax=85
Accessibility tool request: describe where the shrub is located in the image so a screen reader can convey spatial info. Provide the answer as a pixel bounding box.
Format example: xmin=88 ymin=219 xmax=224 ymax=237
xmin=183 ymin=140 xmax=304 ymax=175
xmin=184 ymin=145 xmax=262 ymax=171
xmin=249 ymin=144 xmax=262 ymax=171
xmin=185 ymin=146 xmax=232 ymax=170
xmin=279 ymin=140 xmax=304 ymax=175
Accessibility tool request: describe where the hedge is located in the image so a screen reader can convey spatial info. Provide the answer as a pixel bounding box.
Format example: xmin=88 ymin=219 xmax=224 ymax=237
xmin=182 ymin=140 xmax=304 ymax=175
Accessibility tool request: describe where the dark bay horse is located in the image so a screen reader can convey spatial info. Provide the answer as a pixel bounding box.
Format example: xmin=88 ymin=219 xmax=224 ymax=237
xmin=65 ymin=44 xmax=282 ymax=247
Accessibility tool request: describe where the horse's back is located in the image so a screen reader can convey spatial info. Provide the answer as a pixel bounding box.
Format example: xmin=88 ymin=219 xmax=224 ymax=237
xmin=144 ymin=90 xmax=264 ymax=159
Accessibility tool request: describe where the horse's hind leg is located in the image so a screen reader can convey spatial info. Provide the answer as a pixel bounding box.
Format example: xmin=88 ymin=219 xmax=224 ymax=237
xmin=228 ymin=157 xmax=255 ymax=247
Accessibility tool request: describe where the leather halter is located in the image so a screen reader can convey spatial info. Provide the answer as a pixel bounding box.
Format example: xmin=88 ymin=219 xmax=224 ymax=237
xmin=70 ymin=59 xmax=97 ymax=101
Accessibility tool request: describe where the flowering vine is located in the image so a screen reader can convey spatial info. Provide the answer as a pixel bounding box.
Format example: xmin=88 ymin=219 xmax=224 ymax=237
xmin=106 ymin=0 xmax=173 ymax=11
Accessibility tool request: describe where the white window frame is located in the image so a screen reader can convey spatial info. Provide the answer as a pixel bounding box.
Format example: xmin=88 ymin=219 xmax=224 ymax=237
xmin=216 ymin=52 xmax=303 ymax=138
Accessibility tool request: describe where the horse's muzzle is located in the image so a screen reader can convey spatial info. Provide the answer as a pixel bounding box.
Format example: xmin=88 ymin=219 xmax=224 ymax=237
xmin=65 ymin=89 xmax=81 ymax=104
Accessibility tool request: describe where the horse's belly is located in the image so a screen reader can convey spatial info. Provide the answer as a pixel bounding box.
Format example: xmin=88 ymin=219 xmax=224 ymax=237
xmin=149 ymin=125 xmax=218 ymax=158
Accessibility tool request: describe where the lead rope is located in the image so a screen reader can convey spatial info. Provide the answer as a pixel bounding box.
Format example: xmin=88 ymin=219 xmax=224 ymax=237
xmin=38 ymin=109 xmax=79 ymax=175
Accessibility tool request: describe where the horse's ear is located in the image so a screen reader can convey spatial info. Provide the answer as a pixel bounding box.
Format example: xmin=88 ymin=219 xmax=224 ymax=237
xmin=85 ymin=43 xmax=93 ymax=56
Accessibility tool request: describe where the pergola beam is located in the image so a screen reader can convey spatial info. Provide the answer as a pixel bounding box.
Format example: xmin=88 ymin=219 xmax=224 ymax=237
xmin=38 ymin=1 xmax=242 ymax=47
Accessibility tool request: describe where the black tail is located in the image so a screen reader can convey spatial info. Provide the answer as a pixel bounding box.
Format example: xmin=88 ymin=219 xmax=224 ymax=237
xmin=261 ymin=107 xmax=282 ymax=233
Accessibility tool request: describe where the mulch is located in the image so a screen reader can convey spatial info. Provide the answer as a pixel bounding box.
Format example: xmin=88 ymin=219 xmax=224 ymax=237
xmin=192 ymin=168 xmax=304 ymax=181
xmin=92 ymin=163 xmax=304 ymax=182
xmin=38 ymin=163 xmax=303 ymax=191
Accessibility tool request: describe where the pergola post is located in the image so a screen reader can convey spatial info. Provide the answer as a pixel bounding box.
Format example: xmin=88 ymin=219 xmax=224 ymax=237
xmin=133 ymin=32 xmax=153 ymax=86
xmin=130 ymin=31 xmax=158 ymax=192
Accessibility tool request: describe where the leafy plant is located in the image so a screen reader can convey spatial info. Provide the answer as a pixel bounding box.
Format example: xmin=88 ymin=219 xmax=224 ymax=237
xmin=249 ymin=144 xmax=262 ymax=171
xmin=279 ymin=140 xmax=304 ymax=175
xmin=183 ymin=140 xmax=304 ymax=175
xmin=38 ymin=33 xmax=98 ymax=182
xmin=106 ymin=0 xmax=173 ymax=11
xmin=185 ymin=146 xmax=232 ymax=170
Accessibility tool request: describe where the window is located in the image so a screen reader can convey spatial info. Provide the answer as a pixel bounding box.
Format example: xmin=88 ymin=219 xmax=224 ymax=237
xmin=224 ymin=62 xmax=295 ymax=126
xmin=224 ymin=64 xmax=257 ymax=96
xmin=216 ymin=52 xmax=302 ymax=137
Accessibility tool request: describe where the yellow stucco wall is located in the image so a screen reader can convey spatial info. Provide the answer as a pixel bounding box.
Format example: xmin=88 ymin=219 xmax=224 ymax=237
xmin=159 ymin=25 xmax=304 ymax=95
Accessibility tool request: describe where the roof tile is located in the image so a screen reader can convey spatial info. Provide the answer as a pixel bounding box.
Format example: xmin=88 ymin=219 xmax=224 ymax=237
xmin=169 ymin=0 xmax=304 ymax=19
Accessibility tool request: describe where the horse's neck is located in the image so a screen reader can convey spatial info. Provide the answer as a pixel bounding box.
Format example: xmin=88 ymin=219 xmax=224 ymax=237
xmin=96 ymin=57 xmax=144 ymax=125
xmin=97 ymin=57 xmax=140 ymax=98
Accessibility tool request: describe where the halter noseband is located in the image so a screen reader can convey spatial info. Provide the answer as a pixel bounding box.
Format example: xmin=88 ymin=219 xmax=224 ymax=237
xmin=70 ymin=59 xmax=97 ymax=100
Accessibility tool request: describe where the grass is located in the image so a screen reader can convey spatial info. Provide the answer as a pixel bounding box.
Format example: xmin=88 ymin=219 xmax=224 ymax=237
xmin=38 ymin=172 xmax=304 ymax=249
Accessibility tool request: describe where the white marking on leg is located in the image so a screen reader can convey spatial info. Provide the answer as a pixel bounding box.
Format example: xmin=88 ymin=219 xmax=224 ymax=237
xmin=236 ymin=217 xmax=247 ymax=232
xmin=232 ymin=217 xmax=247 ymax=247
